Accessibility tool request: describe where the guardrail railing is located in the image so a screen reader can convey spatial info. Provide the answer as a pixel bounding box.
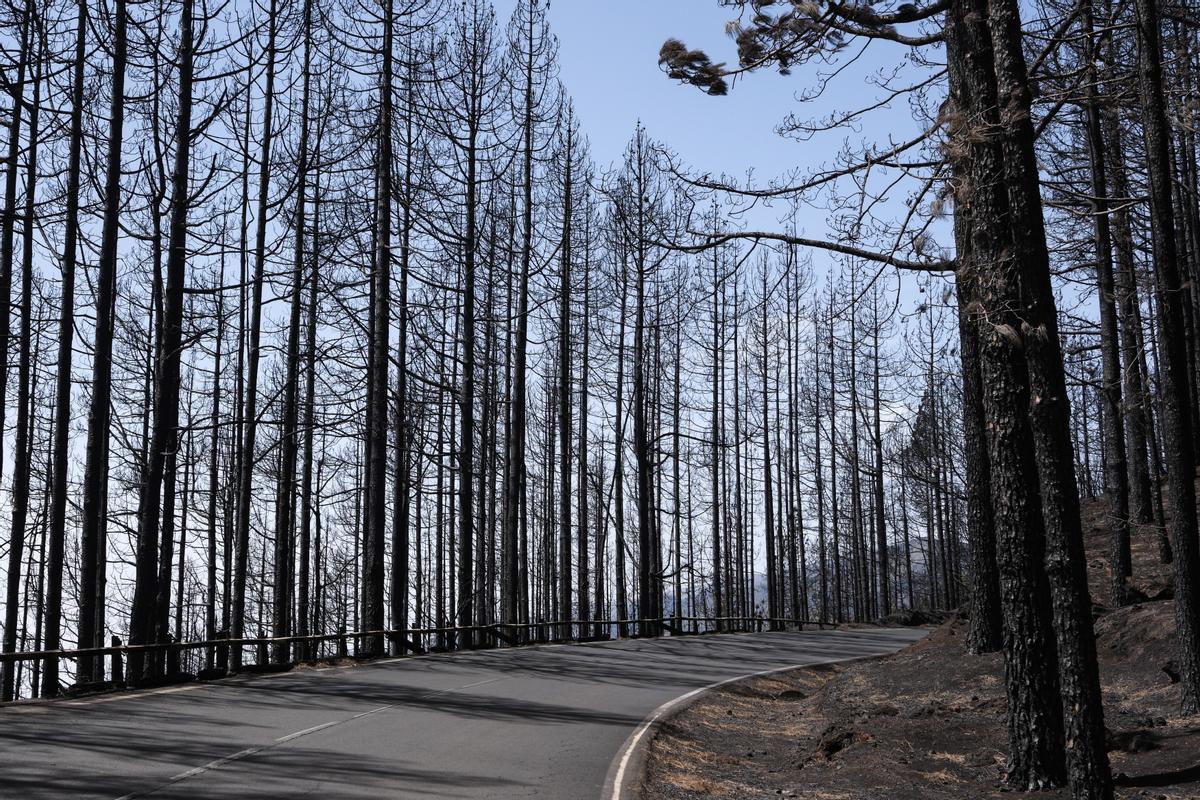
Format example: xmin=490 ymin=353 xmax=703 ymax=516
xmin=0 ymin=614 xmax=828 ymax=700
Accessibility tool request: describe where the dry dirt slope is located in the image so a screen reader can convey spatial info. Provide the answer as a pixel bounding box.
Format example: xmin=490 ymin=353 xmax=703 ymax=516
xmin=641 ymin=496 xmax=1200 ymax=799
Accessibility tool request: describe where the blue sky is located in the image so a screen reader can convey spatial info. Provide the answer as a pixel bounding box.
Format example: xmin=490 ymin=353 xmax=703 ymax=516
xmin=519 ymin=1 xmax=805 ymax=172
xmin=487 ymin=1 xmax=941 ymax=269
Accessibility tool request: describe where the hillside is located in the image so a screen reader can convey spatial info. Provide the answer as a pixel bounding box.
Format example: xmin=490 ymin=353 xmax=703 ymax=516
xmin=640 ymin=496 xmax=1200 ymax=799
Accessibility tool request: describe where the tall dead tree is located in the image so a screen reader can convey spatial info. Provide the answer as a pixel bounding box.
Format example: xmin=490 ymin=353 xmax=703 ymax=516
xmin=130 ymin=0 xmax=195 ymax=686
xmin=42 ymin=0 xmax=89 ymax=697
xmin=78 ymin=0 xmax=128 ymax=683
xmin=1131 ymin=0 xmax=1200 ymax=712
xmin=1 ymin=14 xmax=39 ymax=701
xmin=363 ymin=0 xmax=394 ymax=659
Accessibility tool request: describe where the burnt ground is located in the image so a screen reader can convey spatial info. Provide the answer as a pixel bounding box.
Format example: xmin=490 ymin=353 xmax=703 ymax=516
xmin=641 ymin=496 xmax=1200 ymax=799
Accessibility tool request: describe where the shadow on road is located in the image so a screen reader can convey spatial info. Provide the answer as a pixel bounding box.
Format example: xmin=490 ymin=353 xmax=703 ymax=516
xmin=0 ymin=628 xmax=924 ymax=799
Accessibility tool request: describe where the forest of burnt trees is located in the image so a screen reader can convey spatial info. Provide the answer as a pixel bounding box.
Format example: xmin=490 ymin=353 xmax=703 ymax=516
xmin=1 ymin=0 xmax=1200 ymax=796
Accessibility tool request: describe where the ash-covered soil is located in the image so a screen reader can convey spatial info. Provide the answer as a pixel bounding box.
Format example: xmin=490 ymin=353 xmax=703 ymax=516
xmin=641 ymin=497 xmax=1200 ymax=799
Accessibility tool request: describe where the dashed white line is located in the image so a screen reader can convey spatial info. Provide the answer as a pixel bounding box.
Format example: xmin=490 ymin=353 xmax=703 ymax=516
xmin=113 ymin=747 xmax=265 ymax=800
xmin=275 ymin=721 xmax=339 ymax=743
xmin=109 ymin=675 xmax=507 ymax=799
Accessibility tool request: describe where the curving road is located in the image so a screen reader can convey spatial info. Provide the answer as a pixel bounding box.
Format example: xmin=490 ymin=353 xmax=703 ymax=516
xmin=0 ymin=627 xmax=925 ymax=799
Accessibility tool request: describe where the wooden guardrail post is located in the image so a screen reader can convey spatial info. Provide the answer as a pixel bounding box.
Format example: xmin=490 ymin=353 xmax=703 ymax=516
xmin=216 ymin=629 xmax=229 ymax=672
xmin=111 ymin=637 xmax=124 ymax=688
xmin=166 ymin=636 xmax=181 ymax=676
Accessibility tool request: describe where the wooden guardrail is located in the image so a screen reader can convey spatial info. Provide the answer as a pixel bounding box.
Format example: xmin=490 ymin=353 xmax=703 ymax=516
xmin=0 ymin=614 xmax=829 ymax=699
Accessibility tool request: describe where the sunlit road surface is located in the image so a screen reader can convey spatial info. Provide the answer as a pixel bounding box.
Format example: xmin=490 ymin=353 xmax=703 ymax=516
xmin=0 ymin=627 xmax=926 ymax=799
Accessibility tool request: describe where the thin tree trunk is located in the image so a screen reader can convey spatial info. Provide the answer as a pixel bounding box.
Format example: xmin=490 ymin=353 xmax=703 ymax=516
xmin=1 ymin=35 xmax=39 ymax=701
xmin=1082 ymin=0 xmax=1131 ymax=608
xmin=130 ymin=0 xmax=194 ymax=685
xmin=78 ymin=0 xmax=127 ymax=682
xmin=42 ymin=0 xmax=89 ymax=697
xmin=272 ymin=0 xmax=314 ymax=663
xmin=557 ymin=115 xmax=574 ymax=639
xmin=363 ymin=0 xmax=393 ymax=659
xmin=230 ymin=0 xmax=278 ymax=671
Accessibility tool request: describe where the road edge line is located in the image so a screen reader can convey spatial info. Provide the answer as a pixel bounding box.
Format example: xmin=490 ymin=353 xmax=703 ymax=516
xmin=600 ymin=633 xmax=924 ymax=800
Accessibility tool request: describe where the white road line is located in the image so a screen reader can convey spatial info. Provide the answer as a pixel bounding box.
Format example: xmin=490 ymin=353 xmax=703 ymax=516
xmin=607 ymin=686 xmax=708 ymax=798
xmin=113 ymin=747 xmax=266 ymax=800
xmin=275 ymin=721 xmax=339 ymax=742
xmin=602 ymin=642 xmax=918 ymax=800
xmin=420 ymin=676 xmax=504 ymax=698
xmin=108 ymin=674 xmax=508 ymax=799
xmin=66 ymin=684 xmax=202 ymax=707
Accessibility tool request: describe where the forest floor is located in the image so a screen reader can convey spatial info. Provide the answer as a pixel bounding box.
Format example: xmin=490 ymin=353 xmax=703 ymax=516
xmin=640 ymin=496 xmax=1200 ymax=799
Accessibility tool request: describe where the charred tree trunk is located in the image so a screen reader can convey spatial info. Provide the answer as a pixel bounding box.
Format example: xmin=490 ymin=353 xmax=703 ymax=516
xmin=1 ymin=30 xmax=39 ymax=701
xmin=945 ymin=2 xmax=1068 ymax=788
xmin=363 ymin=0 xmax=394 ymax=659
xmin=130 ymin=0 xmax=194 ymax=685
xmin=1132 ymin=0 xmax=1200 ymax=713
xmin=231 ymin=0 xmax=278 ymax=671
xmin=78 ymin=0 xmax=127 ymax=683
xmin=43 ymin=0 xmax=89 ymax=698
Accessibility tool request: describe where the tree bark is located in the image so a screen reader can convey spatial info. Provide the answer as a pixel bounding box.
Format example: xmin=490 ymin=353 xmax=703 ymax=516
xmin=130 ymin=0 xmax=194 ymax=685
xmin=1131 ymin=0 xmax=1200 ymax=713
xmin=78 ymin=0 xmax=127 ymax=684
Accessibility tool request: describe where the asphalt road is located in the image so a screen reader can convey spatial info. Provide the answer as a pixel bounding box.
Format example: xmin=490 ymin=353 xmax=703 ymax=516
xmin=0 ymin=627 xmax=925 ymax=799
